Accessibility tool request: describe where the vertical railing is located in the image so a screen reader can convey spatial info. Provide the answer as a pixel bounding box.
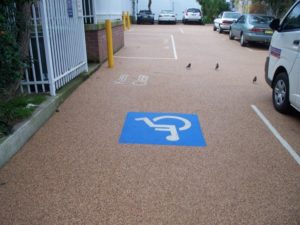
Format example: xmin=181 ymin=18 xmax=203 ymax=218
xmin=21 ymin=3 xmax=50 ymax=94
xmin=83 ymin=0 xmax=95 ymax=24
xmin=21 ymin=0 xmax=88 ymax=96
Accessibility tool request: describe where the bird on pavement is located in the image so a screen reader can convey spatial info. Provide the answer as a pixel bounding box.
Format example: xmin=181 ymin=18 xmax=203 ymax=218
xmin=215 ymin=63 xmax=219 ymax=70
xmin=253 ymin=76 xmax=257 ymax=83
xmin=186 ymin=63 xmax=191 ymax=69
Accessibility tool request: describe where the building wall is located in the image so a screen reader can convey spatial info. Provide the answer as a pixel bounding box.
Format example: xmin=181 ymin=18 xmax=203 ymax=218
xmin=85 ymin=24 xmax=124 ymax=63
xmin=92 ymin=0 xmax=201 ymax=22
xmin=136 ymin=0 xmax=201 ymax=20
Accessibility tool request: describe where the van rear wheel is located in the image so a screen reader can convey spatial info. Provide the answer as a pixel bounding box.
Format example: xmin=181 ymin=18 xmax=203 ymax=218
xmin=272 ymin=72 xmax=291 ymax=113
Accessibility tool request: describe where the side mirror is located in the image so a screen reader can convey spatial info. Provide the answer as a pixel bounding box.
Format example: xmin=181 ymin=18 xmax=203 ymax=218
xmin=270 ymin=18 xmax=280 ymax=31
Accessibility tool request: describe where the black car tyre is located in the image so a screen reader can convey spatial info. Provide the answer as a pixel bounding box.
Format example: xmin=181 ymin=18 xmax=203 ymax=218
xmin=240 ymin=33 xmax=247 ymax=46
xmin=229 ymin=30 xmax=234 ymax=40
xmin=272 ymin=72 xmax=291 ymax=114
xmin=213 ymin=25 xmax=217 ymax=31
xmin=218 ymin=26 xmax=223 ymax=33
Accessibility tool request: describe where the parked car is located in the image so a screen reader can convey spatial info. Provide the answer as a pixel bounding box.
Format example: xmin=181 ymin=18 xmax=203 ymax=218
xmin=137 ymin=10 xmax=154 ymax=24
xmin=265 ymin=0 xmax=300 ymax=113
xmin=213 ymin=11 xmax=241 ymax=33
xmin=182 ymin=8 xmax=203 ymax=24
xmin=229 ymin=14 xmax=274 ymax=46
xmin=158 ymin=10 xmax=177 ymax=24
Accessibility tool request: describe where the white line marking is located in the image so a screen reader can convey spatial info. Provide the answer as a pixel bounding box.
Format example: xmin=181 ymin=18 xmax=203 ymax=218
xmin=114 ymin=74 xmax=128 ymax=84
xmin=251 ymin=105 xmax=300 ymax=165
xmin=247 ymin=48 xmax=254 ymax=52
xmin=126 ymin=33 xmax=171 ymax=36
xmin=179 ymin=28 xmax=184 ymax=34
xmin=132 ymin=75 xmax=149 ymax=86
xmin=114 ymin=56 xmax=175 ymax=60
xmin=171 ymin=35 xmax=178 ymax=60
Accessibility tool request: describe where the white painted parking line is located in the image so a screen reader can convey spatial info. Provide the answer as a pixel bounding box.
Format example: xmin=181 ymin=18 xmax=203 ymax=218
xmin=171 ymin=35 xmax=178 ymax=60
xmin=126 ymin=33 xmax=172 ymax=36
xmin=251 ymin=105 xmax=300 ymax=166
xmin=179 ymin=28 xmax=184 ymax=34
xmin=114 ymin=56 xmax=175 ymax=60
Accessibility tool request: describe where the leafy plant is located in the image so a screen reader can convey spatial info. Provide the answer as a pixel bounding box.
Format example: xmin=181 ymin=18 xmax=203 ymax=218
xmin=196 ymin=0 xmax=229 ymax=23
xmin=0 ymin=94 xmax=46 ymax=138
xmin=0 ymin=0 xmax=35 ymax=101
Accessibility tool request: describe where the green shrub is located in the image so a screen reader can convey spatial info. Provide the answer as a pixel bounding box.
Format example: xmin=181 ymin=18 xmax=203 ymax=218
xmin=0 ymin=94 xmax=46 ymax=138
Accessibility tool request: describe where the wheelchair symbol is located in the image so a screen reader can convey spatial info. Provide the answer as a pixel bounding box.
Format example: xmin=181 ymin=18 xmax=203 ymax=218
xmin=135 ymin=116 xmax=192 ymax=141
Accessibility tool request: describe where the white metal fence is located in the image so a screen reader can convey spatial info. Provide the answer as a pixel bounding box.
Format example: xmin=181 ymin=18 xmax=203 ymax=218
xmin=21 ymin=0 xmax=88 ymax=96
xmin=83 ymin=0 xmax=95 ymax=24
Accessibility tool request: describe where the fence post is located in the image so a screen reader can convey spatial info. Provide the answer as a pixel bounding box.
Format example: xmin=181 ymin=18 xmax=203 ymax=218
xmin=105 ymin=19 xmax=114 ymax=68
xmin=122 ymin=11 xmax=127 ymax=30
xmin=126 ymin=11 xmax=131 ymax=30
xmin=40 ymin=0 xmax=56 ymax=96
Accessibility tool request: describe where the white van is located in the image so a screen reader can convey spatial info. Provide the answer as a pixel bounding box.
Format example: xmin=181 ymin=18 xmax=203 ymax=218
xmin=265 ymin=0 xmax=300 ymax=113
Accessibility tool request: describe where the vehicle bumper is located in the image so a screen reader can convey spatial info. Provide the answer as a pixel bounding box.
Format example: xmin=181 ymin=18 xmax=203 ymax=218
xmin=158 ymin=17 xmax=176 ymax=22
xmin=185 ymin=17 xmax=202 ymax=22
xmin=220 ymin=24 xmax=231 ymax=30
xmin=244 ymin=33 xmax=272 ymax=43
xmin=137 ymin=17 xmax=154 ymax=23
xmin=265 ymin=56 xmax=272 ymax=87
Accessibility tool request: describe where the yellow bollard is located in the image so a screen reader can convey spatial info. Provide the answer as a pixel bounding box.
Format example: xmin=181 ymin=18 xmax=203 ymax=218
xmin=122 ymin=12 xmax=127 ymax=31
xmin=126 ymin=11 xmax=131 ymax=30
xmin=105 ymin=19 xmax=114 ymax=68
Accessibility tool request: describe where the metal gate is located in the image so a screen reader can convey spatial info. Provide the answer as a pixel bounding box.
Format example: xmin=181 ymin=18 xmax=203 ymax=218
xmin=21 ymin=0 xmax=88 ymax=96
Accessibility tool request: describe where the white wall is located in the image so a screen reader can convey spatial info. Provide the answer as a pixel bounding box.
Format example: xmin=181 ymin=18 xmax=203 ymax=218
xmin=136 ymin=0 xmax=201 ymax=20
xmin=93 ymin=0 xmax=201 ymax=22
xmin=93 ymin=0 xmax=133 ymax=22
xmin=94 ymin=0 xmax=123 ymax=22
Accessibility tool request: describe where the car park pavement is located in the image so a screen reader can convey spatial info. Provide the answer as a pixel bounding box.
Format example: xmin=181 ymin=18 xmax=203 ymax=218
xmin=0 ymin=24 xmax=299 ymax=225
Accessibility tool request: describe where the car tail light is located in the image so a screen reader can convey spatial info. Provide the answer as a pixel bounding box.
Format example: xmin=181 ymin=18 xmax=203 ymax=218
xmin=250 ymin=28 xmax=264 ymax=33
xmin=186 ymin=12 xmax=188 ymax=16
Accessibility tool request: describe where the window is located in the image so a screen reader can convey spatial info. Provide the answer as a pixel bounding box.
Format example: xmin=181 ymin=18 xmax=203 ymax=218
xmin=223 ymin=12 xmax=240 ymax=19
xmin=281 ymin=2 xmax=300 ymax=31
xmin=237 ymin=16 xmax=245 ymax=24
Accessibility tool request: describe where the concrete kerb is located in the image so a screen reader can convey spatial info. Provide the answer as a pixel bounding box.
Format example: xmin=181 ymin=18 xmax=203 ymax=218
xmin=0 ymin=63 xmax=100 ymax=169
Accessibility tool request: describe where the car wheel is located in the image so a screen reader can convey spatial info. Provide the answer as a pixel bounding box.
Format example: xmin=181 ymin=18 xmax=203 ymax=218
xmin=213 ymin=25 xmax=217 ymax=31
xmin=229 ymin=30 xmax=234 ymax=40
xmin=240 ymin=33 xmax=247 ymax=46
xmin=272 ymin=72 xmax=291 ymax=113
xmin=218 ymin=26 xmax=223 ymax=33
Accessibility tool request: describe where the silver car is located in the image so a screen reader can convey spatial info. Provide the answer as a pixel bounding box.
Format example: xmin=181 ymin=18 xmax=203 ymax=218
xmin=158 ymin=10 xmax=176 ymax=24
xmin=213 ymin=11 xmax=241 ymax=33
xmin=229 ymin=14 xmax=274 ymax=46
xmin=182 ymin=8 xmax=203 ymax=24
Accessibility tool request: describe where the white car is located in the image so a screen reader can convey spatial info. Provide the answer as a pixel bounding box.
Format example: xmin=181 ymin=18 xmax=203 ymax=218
xmin=158 ymin=10 xmax=176 ymax=24
xmin=182 ymin=8 xmax=203 ymax=24
xmin=265 ymin=0 xmax=300 ymax=113
xmin=213 ymin=11 xmax=241 ymax=33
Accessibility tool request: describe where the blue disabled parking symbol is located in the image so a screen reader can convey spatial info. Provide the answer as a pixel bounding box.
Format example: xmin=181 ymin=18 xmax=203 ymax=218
xmin=119 ymin=112 xmax=206 ymax=147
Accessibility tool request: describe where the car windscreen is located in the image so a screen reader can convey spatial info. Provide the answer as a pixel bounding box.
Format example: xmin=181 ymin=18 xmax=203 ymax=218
xmin=187 ymin=9 xmax=200 ymax=13
xmin=223 ymin=12 xmax=240 ymax=19
xmin=249 ymin=15 xmax=270 ymax=24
